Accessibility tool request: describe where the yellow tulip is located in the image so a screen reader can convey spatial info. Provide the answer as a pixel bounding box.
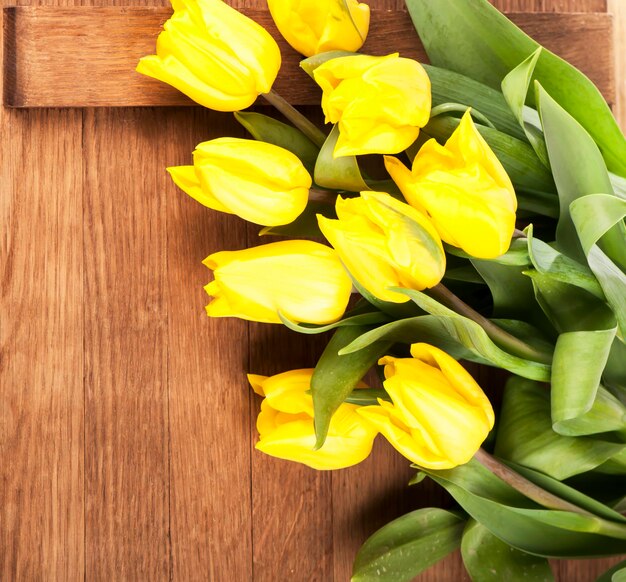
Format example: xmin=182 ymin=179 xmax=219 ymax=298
xmin=385 ymin=111 xmax=517 ymax=258
xmin=317 ymin=191 xmax=445 ymax=303
xmin=136 ymin=0 xmax=281 ymax=111
xmin=204 ymin=240 xmax=352 ymax=324
xmin=357 ymin=343 xmax=494 ymax=469
xmin=313 ymin=54 xmax=431 ymax=157
xmin=267 ymin=0 xmax=369 ymax=57
xmin=249 ymin=369 xmax=376 ymax=470
xmin=168 ymin=138 xmax=311 ymax=226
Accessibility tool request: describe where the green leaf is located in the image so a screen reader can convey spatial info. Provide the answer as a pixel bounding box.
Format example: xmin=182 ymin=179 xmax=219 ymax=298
xmin=344 ymin=388 xmax=390 ymax=407
xmin=234 ymin=111 xmax=319 ymax=174
xmin=536 ymin=84 xmax=625 ymax=267
xmin=424 ymin=460 xmax=626 ymax=557
xmin=279 ymin=308 xmax=390 ymax=335
xmin=311 ymin=326 xmax=392 ymax=448
xmin=461 ymin=520 xmax=554 ymax=581
xmin=551 ymin=327 xmax=617 ymax=431
xmin=395 ymin=288 xmax=552 ymax=377
xmin=501 ymin=48 xmax=549 ymax=167
xmin=570 ymin=194 xmax=626 ymax=341
xmin=425 ymin=64 xmax=525 ymax=140
xmin=314 ymin=125 xmax=369 ymax=191
xmin=423 ymin=116 xmax=557 ymax=213
xmin=259 ymin=200 xmax=335 ymax=238
xmin=494 ymin=377 xmax=626 ymax=479
xmin=352 ymin=508 xmax=465 ymax=582
xmin=405 ymin=0 xmax=626 ymax=177
xmin=526 ymin=225 xmax=604 ymax=300
xmin=339 ymin=293 xmax=551 ymax=382
xmin=509 ymin=463 xmax=626 ymax=524
xmin=597 ymin=560 xmax=626 ymax=582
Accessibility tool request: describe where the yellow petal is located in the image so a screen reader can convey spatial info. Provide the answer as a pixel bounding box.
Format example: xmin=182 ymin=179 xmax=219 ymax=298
xmin=167 ymin=165 xmax=231 ymax=213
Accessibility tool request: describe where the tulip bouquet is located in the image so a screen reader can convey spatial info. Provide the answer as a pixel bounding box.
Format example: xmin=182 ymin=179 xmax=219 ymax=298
xmin=137 ymin=0 xmax=626 ymax=579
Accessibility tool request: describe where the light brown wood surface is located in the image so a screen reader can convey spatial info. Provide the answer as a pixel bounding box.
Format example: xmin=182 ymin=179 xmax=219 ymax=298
xmin=2 ymin=7 xmax=615 ymax=107
xmin=0 ymin=0 xmax=623 ymax=581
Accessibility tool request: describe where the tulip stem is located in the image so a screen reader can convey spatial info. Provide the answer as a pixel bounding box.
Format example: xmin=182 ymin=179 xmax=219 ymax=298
xmin=262 ymin=90 xmax=327 ymax=148
xmin=473 ymin=449 xmax=593 ymax=515
xmin=430 ymin=284 xmax=552 ymax=365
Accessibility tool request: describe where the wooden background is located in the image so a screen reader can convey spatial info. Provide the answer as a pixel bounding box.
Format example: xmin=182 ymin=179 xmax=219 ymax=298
xmin=0 ymin=0 xmax=623 ymax=580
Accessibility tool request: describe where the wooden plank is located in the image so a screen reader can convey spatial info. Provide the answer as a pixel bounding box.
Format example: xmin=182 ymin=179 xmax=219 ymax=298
xmin=165 ymin=109 xmax=253 ymax=580
xmin=2 ymin=6 xmax=615 ymax=107
xmin=247 ymin=277 xmax=333 ymax=578
xmin=83 ymin=108 xmax=170 ymax=580
xmin=609 ymin=0 xmax=626 ymax=131
xmin=0 ymin=0 xmax=85 ymax=577
xmin=493 ymin=0 xmax=606 ymax=11
xmin=0 ymin=107 xmax=85 ymax=581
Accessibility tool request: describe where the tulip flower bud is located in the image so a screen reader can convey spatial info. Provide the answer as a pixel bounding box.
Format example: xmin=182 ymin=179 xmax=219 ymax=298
xmin=137 ymin=0 xmax=281 ymax=111
xmin=249 ymin=369 xmax=377 ymax=470
xmin=317 ymin=191 xmax=445 ymax=303
xmin=313 ymin=54 xmax=431 ymax=157
xmin=168 ymin=138 xmax=312 ymax=226
xmin=385 ymin=111 xmax=517 ymax=259
xmin=267 ymin=0 xmax=370 ymax=57
xmin=357 ymin=344 xmax=495 ymax=469
xmin=204 ymin=240 xmax=352 ymax=324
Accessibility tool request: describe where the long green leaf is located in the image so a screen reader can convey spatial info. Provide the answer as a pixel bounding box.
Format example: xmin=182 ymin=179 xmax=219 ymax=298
xmin=494 ymin=377 xmax=626 ymax=479
xmin=461 ymin=520 xmax=554 ymax=581
xmin=526 ymin=225 xmax=604 ymax=300
xmin=424 ymin=461 xmax=626 ymax=557
xmin=570 ymin=194 xmax=626 ymax=341
xmin=425 ymin=64 xmax=525 ymax=140
xmin=352 ymin=509 xmax=465 ymax=582
xmin=311 ymin=326 xmax=391 ymax=448
xmin=279 ymin=308 xmax=389 ymax=335
xmin=597 ymin=560 xmax=626 ymax=582
xmin=537 ymin=84 xmax=626 ymax=269
xmin=395 ymin=289 xmax=551 ymax=378
xmin=405 ymin=0 xmax=626 ymax=177
xmin=501 ymin=48 xmax=549 ymax=166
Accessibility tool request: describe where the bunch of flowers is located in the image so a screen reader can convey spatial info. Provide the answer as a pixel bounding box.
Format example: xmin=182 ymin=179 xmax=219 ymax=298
xmin=138 ymin=0 xmax=626 ymax=578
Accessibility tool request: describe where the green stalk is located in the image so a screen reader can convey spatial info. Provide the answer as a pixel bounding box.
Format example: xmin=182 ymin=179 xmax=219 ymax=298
xmin=262 ymin=90 xmax=327 ymax=148
xmin=430 ymin=283 xmax=552 ymax=365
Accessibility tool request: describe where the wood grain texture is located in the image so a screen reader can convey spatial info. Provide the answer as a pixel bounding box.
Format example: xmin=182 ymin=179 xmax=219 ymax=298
xmin=0 ymin=107 xmax=85 ymax=581
xmin=83 ymin=107 xmax=171 ymax=580
xmin=166 ymin=109 xmax=252 ymax=580
xmin=609 ymin=0 xmax=626 ymax=131
xmin=493 ymin=0 xmax=606 ymax=10
xmin=248 ymin=322 xmax=333 ymax=582
xmin=1 ymin=0 xmax=624 ymax=581
xmin=2 ymin=7 xmax=615 ymax=107
xmin=0 ymin=0 xmax=85 ymax=579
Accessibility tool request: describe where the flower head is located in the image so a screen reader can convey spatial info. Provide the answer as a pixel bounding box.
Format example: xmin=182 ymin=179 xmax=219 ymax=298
xmin=204 ymin=240 xmax=352 ymax=324
xmin=313 ymin=54 xmax=431 ymax=157
xmin=249 ymin=369 xmax=376 ymax=470
xmin=317 ymin=191 xmax=445 ymax=303
xmin=268 ymin=0 xmax=369 ymax=57
xmin=385 ymin=111 xmax=517 ymax=258
xmin=357 ymin=343 xmax=494 ymax=469
xmin=168 ymin=138 xmax=311 ymax=226
xmin=137 ymin=0 xmax=281 ymax=111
